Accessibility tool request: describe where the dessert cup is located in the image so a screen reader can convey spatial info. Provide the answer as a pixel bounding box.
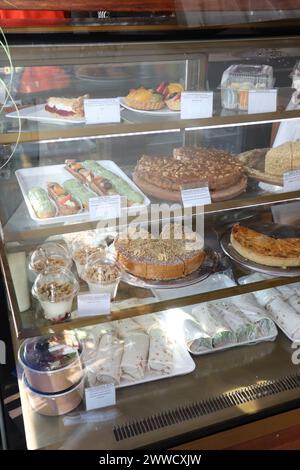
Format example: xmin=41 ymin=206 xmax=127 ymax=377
xmin=29 ymin=242 xmax=72 ymax=282
xmin=32 ymin=268 xmax=79 ymax=323
xmin=71 ymin=235 xmax=106 ymax=279
xmin=82 ymin=255 xmax=121 ymax=300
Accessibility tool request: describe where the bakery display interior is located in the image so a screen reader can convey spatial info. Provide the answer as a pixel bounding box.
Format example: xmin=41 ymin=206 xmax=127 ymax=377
xmin=2 ymin=30 xmax=300 ymax=451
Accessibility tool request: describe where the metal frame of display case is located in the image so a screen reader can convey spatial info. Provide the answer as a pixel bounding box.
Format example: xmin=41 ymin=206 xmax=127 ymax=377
xmin=1 ymin=35 xmax=300 ymax=339
xmin=1 ymin=28 xmax=300 ymax=449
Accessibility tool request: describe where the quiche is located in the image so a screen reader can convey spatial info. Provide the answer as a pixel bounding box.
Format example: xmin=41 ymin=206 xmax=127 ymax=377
xmin=115 ymin=224 xmax=205 ymax=280
xmin=230 ymin=223 xmax=300 ymax=267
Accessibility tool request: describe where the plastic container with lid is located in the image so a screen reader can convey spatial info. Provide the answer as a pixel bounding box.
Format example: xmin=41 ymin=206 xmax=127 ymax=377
xmin=18 ymin=332 xmax=83 ymax=394
xmin=29 ymin=242 xmax=72 ymax=281
xmin=32 ymin=268 xmax=79 ymax=323
xmin=82 ymin=254 xmax=121 ymax=299
xmin=71 ymin=233 xmax=107 ymax=279
xmin=220 ymin=64 xmax=274 ymax=111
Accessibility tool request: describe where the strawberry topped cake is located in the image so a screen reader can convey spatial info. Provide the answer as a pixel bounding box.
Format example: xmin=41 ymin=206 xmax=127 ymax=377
xmin=45 ymin=94 xmax=88 ymax=118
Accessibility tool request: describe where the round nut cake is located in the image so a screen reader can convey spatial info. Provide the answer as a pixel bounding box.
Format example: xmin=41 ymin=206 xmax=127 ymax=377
xmin=115 ymin=225 xmax=205 ymax=280
xmin=133 ymin=147 xmax=247 ymax=202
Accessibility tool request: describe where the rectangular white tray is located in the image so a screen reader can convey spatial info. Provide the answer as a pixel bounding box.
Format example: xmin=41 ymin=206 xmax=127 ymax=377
xmin=15 ymin=160 xmax=151 ymax=225
xmin=6 ymin=103 xmax=85 ymax=125
xmin=117 ymin=340 xmax=195 ymax=389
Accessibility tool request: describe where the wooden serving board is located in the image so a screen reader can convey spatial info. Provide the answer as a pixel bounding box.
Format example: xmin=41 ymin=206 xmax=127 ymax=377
xmin=238 ymin=148 xmax=283 ymax=187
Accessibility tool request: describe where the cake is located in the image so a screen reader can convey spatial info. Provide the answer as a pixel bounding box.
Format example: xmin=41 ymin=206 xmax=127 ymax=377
xmin=133 ymin=147 xmax=247 ymax=202
xmin=115 ymin=224 xmax=205 ymax=280
xmin=264 ymin=141 xmax=300 ymax=176
xmin=45 ymin=94 xmax=88 ymax=118
xmin=230 ymin=223 xmax=300 ymax=267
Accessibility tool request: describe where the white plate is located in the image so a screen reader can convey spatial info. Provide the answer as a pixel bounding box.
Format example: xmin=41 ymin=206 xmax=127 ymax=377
xmin=117 ymin=340 xmax=195 ymax=389
xmin=15 ymin=160 xmax=151 ymax=225
xmin=119 ymin=97 xmax=180 ymax=115
xmin=6 ymin=104 xmax=85 ymax=125
xmin=80 ymin=315 xmax=195 ymax=389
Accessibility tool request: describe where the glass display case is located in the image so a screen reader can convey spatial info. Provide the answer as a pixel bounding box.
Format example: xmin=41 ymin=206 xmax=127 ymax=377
xmin=1 ymin=10 xmax=300 ymax=449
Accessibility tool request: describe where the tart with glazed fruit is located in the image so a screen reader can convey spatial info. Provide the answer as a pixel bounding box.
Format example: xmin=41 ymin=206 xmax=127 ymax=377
xmin=124 ymin=86 xmax=165 ymax=111
xmin=164 ymin=83 xmax=184 ymax=111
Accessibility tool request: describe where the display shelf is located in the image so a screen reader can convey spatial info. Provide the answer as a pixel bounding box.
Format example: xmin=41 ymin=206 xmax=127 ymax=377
xmin=3 ymin=230 xmax=300 ymax=339
xmin=15 ymin=329 xmax=300 ymax=450
xmin=4 ymin=188 xmax=300 ymax=243
xmin=1 ymin=104 xmax=299 ymax=146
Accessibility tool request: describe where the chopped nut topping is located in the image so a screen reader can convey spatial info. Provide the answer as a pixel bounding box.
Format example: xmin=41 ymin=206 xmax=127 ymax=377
xmin=37 ymin=281 xmax=74 ymax=302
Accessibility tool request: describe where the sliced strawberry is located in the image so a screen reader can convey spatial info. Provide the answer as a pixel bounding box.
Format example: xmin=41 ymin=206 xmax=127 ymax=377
xmin=156 ymin=81 xmax=168 ymax=94
xmin=59 ymin=194 xmax=72 ymax=205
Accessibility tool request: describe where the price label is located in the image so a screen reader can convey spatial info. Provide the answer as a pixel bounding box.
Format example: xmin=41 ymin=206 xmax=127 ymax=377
xmin=181 ymin=186 xmax=212 ymax=207
xmin=89 ymin=195 xmax=121 ymax=220
xmin=283 ymin=169 xmax=300 ymax=192
xmin=85 ymin=383 xmax=116 ymax=411
xmin=84 ymin=98 xmax=120 ymax=124
xmin=77 ymin=293 xmax=110 ymax=317
xmin=248 ymin=89 xmax=277 ymax=114
xmin=181 ymin=91 xmax=213 ymax=119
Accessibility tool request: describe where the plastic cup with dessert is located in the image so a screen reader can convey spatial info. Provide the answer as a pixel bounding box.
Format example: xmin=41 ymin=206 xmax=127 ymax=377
xmin=29 ymin=242 xmax=72 ymax=282
xmin=82 ymin=253 xmax=121 ymax=300
xmin=32 ymin=268 xmax=79 ymax=323
xmin=71 ymin=235 xmax=107 ymax=279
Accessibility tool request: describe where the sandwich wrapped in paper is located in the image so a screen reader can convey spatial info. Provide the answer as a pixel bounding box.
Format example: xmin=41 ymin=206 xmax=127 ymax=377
xmin=267 ymin=297 xmax=300 ymax=340
xmin=183 ymin=316 xmax=213 ymax=353
xmin=232 ymin=295 xmax=277 ymax=338
xmin=121 ymin=332 xmax=150 ymax=381
xmin=116 ymin=318 xmax=143 ymax=338
xmin=214 ymin=301 xmax=257 ymax=342
xmin=133 ymin=314 xmax=160 ymax=333
xmin=191 ymin=303 xmax=236 ymax=348
xmin=275 ymin=284 xmax=300 ymax=314
xmin=88 ymin=333 xmax=123 ymax=386
xmin=148 ymin=326 xmax=173 ymax=375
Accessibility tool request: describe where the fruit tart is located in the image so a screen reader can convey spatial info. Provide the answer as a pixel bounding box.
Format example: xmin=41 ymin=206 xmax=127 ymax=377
xmin=165 ymin=83 xmax=184 ymax=111
xmin=124 ymin=86 xmax=165 ymax=111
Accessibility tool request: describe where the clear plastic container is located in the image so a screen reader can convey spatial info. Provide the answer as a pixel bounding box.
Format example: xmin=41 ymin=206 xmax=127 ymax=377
xmin=82 ymin=255 xmax=121 ymax=299
xmin=32 ymin=268 xmax=79 ymax=323
xmin=29 ymin=242 xmax=72 ymax=281
xmin=220 ymin=64 xmax=274 ymax=111
xmin=71 ymin=233 xmax=107 ymax=279
xmin=19 ymin=332 xmax=83 ymax=394
xmin=290 ymin=60 xmax=300 ymax=91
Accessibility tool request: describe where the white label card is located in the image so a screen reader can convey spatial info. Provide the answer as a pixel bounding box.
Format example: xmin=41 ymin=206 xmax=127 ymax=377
xmin=181 ymin=186 xmax=211 ymax=207
xmin=89 ymin=195 xmax=121 ymax=220
xmin=84 ymin=98 xmax=120 ymax=124
xmin=181 ymin=91 xmax=213 ymax=119
xmin=283 ymin=169 xmax=300 ymax=192
xmin=248 ymin=89 xmax=277 ymax=114
xmin=77 ymin=293 xmax=111 ymax=317
xmin=85 ymin=383 xmax=116 ymax=411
